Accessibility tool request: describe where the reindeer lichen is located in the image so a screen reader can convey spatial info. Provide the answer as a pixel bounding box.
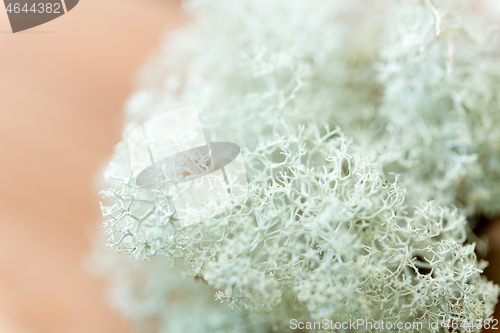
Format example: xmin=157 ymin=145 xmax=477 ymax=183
xmin=95 ymin=0 xmax=500 ymax=332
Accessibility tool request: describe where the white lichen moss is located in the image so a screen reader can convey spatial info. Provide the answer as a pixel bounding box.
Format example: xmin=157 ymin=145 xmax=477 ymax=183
xmin=96 ymin=0 xmax=500 ymax=332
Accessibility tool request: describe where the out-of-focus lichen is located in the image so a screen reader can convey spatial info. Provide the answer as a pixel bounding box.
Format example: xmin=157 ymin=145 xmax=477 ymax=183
xmin=378 ymin=0 xmax=500 ymax=215
xmin=95 ymin=0 xmax=500 ymax=332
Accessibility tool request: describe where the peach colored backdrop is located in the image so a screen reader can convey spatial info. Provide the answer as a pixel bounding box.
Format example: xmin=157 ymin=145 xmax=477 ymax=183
xmin=0 ymin=1 xmax=184 ymax=332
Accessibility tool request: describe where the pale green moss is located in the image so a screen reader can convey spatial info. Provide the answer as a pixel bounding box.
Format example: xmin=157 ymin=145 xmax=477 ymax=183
xmin=96 ymin=0 xmax=500 ymax=332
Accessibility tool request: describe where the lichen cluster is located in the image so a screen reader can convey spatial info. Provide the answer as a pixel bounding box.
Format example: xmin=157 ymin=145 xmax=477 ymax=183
xmin=95 ymin=0 xmax=500 ymax=332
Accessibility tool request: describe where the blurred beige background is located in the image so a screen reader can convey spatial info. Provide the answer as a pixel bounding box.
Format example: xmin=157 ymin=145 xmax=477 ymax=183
xmin=0 ymin=1 xmax=184 ymax=332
